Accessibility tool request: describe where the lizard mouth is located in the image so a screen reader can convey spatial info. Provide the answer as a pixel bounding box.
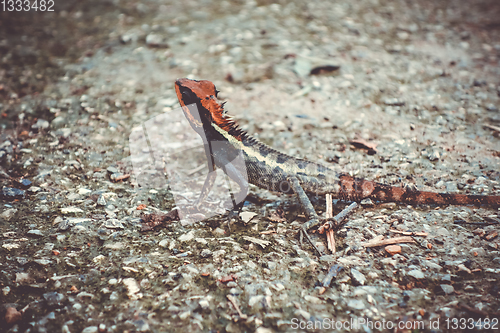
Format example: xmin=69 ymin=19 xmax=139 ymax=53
xmin=174 ymin=80 xmax=204 ymax=129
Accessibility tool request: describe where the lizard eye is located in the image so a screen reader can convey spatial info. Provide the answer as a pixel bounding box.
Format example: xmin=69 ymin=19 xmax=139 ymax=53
xmin=181 ymin=90 xmax=196 ymax=103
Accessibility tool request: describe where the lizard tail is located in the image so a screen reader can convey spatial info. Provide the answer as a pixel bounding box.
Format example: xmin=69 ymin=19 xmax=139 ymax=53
xmin=338 ymin=175 xmax=500 ymax=206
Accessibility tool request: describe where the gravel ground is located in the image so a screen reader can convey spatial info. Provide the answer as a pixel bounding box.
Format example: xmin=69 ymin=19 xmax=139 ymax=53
xmin=1 ymin=0 xmax=500 ymax=332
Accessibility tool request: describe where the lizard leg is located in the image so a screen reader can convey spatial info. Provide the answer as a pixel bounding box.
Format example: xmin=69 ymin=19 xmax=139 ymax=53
xmin=222 ymin=162 xmax=249 ymax=232
xmin=194 ymin=170 xmax=217 ymax=210
xmin=193 ymin=141 xmax=218 ymax=210
xmin=288 ymin=177 xmax=322 ymax=256
xmin=221 ymin=157 xmax=249 ymax=206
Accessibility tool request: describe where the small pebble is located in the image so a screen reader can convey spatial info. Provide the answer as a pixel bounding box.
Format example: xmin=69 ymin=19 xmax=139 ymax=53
xmin=408 ymin=269 xmax=425 ymax=279
xmin=27 ymin=229 xmax=43 ymax=237
xmin=0 ymin=208 xmax=17 ymax=220
xmin=200 ymin=249 xmax=212 ymax=258
xmin=240 ymin=211 xmax=257 ymax=223
xmin=385 ymin=245 xmax=401 ymax=255
xmin=97 ymin=195 xmax=106 ymax=206
xmin=18 ymin=178 xmax=32 ymax=188
xmin=440 ymin=284 xmax=454 ymax=294
xmin=5 ymin=307 xmax=22 ymax=324
xmin=351 ymin=268 xmax=366 ymax=285
xmin=146 ymin=33 xmax=168 ymax=47
xmin=81 ymin=326 xmax=98 ymax=333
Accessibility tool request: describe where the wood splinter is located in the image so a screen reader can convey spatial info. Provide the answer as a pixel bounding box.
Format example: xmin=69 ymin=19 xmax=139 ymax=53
xmin=362 ymin=236 xmax=416 ymax=247
xmin=389 ymin=229 xmax=428 ymax=237
xmin=227 ymin=294 xmax=248 ymax=320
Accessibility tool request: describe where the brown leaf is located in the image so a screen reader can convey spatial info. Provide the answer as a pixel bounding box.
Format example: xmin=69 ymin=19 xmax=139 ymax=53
xmin=349 ymin=138 xmax=378 ymax=155
xmin=310 ymin=65 xmax=340 ymax=75
xmin=219 ymin=274 xmax=237 ymax=283
xmin=485 ymin=230 xmax=498 ymax=241
xmin=141 ymin=209 xmax=179 ymax=231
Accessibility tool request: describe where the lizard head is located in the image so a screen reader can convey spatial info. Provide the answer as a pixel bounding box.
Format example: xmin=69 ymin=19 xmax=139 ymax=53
xmin=175 ymin=78 xmax=220 ymax=130
xmin=175 ymin=78 xmax=243 ymax=140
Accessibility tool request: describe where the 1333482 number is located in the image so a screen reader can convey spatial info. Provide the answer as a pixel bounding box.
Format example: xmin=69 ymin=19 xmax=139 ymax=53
xmin=445 ymin=317 xmax=498 ymax=330
xmin=2 ymin=0 xmax=54 ymax=11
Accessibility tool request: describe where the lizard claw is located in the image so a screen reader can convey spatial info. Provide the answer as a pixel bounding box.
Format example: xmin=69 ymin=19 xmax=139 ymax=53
xmin=226 ymin=201 xmax=246 ymax=233
xmin=227 ymin=207 xmax=241 ymax=222
xmin=226 ymin=209 xmax=240 ymax=233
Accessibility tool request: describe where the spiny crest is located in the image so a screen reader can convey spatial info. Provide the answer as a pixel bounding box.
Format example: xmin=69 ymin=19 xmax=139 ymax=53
xmin=206 ymin=98 xmax=241 ymax=134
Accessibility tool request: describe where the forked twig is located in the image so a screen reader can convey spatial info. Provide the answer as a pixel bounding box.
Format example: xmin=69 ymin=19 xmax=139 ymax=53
xmin=318 ymin=202 xmax=358 ymax=234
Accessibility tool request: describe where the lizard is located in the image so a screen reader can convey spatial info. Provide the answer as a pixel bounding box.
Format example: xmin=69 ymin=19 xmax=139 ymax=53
xmin=174 ymin=78 xmax=500 ymax=255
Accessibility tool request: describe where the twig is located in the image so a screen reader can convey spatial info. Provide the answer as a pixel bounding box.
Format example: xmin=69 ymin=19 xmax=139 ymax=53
xmin=322 ymin=264 xmax=343 ymax=288
xmin=318 ymin=201 xmax=358 ymax=253
xmin=242 ymin=236 xmax=271 ymax=248
xmin=20 ymin=303 xmax=30 ymax=313
xmin=227 ymin=294 xmax=247 ymax=319
xmin=187 ymin=163 xmax=206 ymax=176
xmin=325 ymin=194 xmax=335 ymax=253
xmin=362 ymin=236 xmax=415 ymax=247
xmin=389 ymin=230 xmax=428 ymax=237
xmin=319 ymin=264 xmax=343 ymax=295
xmin=318 ymin=202 xmax=358 ymax=233
xmin=326 ymin=231 xmax=336 ymax=253
xmin=484 ymin=124 xmax=500 ymax=133
xmin=454 ymin=219 xmax=499 ymax=226
xmin=484 ymin=216 xmax=500 ymax=224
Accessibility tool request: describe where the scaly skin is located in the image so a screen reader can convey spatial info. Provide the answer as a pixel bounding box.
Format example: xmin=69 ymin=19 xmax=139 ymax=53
xmin=174 ymin=78 xmax=500 ymax=254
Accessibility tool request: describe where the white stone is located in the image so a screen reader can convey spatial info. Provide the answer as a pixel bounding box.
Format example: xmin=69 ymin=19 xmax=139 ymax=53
xmin=61 ymin=206 xmax=84 ymax=214
xmin=179 ymin=230 xmax=195 ymax=242
xmin=249 ymin=295 xmax=265 ymax=307
xmin=347 ymin=299 xmax=365 ymax=310
xmin=408 ymin=269 xmax=425 ymax=279
xmin=78 ymin=188 xmax=92 ymax=195
xmin=240 ymin=212 xmax=257 ymax=223
xmin=123 ymin=278 xmax=140 ymax=298
xmin=0 ymin=208 xmax=17 ymax=220
xmin=81 ymin=326 xmax=98 ymax=333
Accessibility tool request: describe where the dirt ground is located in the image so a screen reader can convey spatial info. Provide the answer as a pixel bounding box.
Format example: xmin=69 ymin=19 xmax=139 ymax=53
xmin=1 ymin=0 xmax=500 ymax=332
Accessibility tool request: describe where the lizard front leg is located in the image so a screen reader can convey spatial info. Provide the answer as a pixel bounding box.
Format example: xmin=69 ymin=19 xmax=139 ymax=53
xmin=193 ymin=142 xmax=218 ymax=210
xmin=288 ymin=177 xmax=322 ymax=256
xmin=194 ymin=170 xmax=218 ymax=210
xmin=195 ymin=148 xmax=249 ymax=226
xmin=221 ymin=161 xmax=249 ymax=230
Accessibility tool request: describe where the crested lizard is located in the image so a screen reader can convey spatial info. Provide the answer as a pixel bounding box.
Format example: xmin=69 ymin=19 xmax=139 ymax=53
xmin=174 ymin=78 xmax=500 ymax=254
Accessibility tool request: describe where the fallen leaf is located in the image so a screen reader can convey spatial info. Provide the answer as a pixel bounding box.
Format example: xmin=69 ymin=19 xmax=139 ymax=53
xmin=349 ymin=138 xmax=378 ymax=155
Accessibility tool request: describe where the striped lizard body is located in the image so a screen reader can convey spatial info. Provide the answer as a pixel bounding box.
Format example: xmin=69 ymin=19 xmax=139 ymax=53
xmin=174 ymin=78 xmax=500 ymax=254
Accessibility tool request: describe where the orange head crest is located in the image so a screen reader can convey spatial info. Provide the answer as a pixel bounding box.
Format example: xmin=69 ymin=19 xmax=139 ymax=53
xmin=175 ymin=78 xmax=243 ymax=140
